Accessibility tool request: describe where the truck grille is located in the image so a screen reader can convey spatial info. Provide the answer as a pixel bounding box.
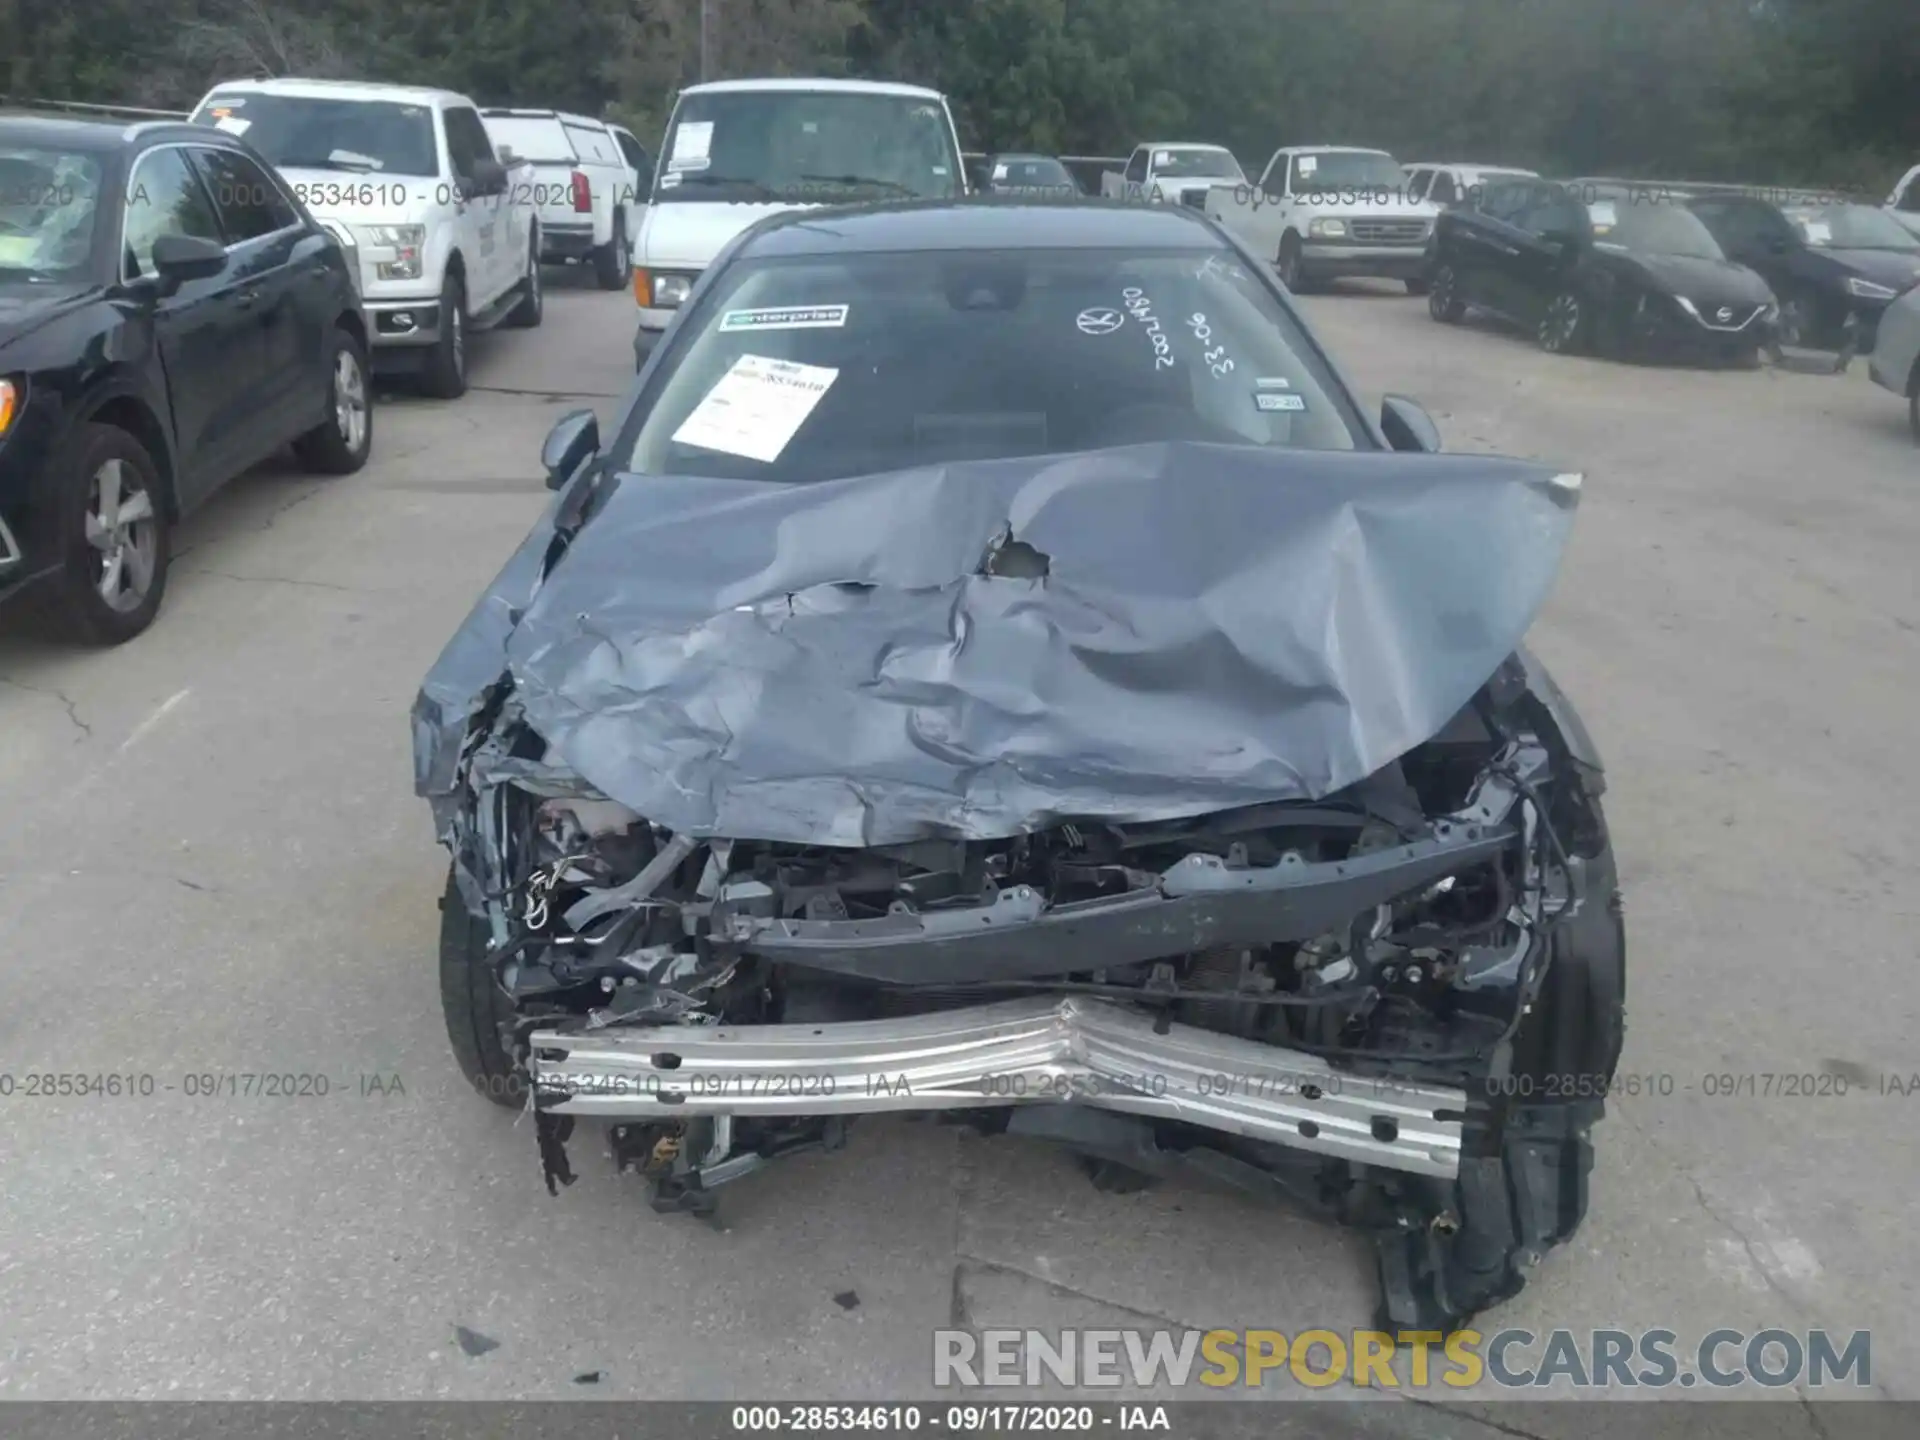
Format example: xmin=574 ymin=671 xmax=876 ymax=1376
xmin=1349 ymin=218 xmax=1429 ymax=245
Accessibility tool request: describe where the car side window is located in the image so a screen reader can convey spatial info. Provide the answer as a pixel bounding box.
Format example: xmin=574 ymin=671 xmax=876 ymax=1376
xmin=1515 ymin=194 xmax=1582 ymax=238
xmin=442 ymin=107 xmax=491 ymax=179
xmin=1261 ymin=157 xmax=1286 ymax=198
xmin=1480 ymin=182 xmax=1532 ymax=224
xmin=122 ymin=147 xmax=223 ymax=280
xmin=1897 ymin=175 xmax=1920 ymax=212
xmin=1406 ymin=169 xmax=1432 ymax=202
xmin=1429 ymin=171 xmax=1458 ymax=206
xmin=615 ymin=129 xmax=651 ymax=177
xmin=1124 ymin=149 xmax=1148 ymax=185
xmin=190 ymin=147 xmax=298 ymax=243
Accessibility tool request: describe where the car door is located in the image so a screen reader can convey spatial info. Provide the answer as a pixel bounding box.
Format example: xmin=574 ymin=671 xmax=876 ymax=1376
xmin=185 ymin=145 xmax=316 ymax=450
xmin=1438 ymin=180 xmax=1511 ymax=311
xmin=442 ymin=105 xmax=505 ymax=304
xmin=1122 ymin=147 xmax=1149 ymax=200
xmin=120 ymin=145 xmax=259 ymax=506
xmin=1467 ymin=181 xmax=1538 ymax=319
xmin=611 ymin=125 xmax=653 ymax=214
xmin=1507 ymin=188 xmax=1588 ymax=323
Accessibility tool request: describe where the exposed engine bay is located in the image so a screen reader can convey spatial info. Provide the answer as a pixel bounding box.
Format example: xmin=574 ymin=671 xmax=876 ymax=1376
xmin=416 ymin=444 xmax=1622 ymax=1332
xmin=437 ymin=649 xmax=1622 ymax=1333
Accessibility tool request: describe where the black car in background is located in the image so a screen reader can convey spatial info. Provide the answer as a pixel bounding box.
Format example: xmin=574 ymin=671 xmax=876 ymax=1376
xmin=978 ymin=153 xmax=1081 ymax=197
xmin=0 ymin=113 xmax=369 ymax=643
xmin=1426 ymin=179 xmax=1779 ymax=364
xmin=1684 ymin=195 xmax=1920 ymax=350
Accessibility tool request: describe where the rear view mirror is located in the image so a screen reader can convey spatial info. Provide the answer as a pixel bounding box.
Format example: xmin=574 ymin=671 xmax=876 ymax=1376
xmin=542 ymin=409 xmax=599 ymax=490
xmin=1380 ymin=395 xmax=1441 ymax=453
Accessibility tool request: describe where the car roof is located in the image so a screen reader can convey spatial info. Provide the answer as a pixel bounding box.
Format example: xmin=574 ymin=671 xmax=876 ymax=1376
xmin=481 ymin=108 xmax=609 ymax=128
xmin=991 ymin=152 xmax=1066 ymax=164
xmin=737 ymin=198 xmax=1224 ymax=258
xmin=0 ymin=112 xmax=251 ymax=152
xmin=677 ymin=77 xmax=945 ymax=100
xmin=1139 ymin=142 xmax=1232 ymax=152
xmin=200 ymin=76 xmax=466 ymax=107
xmin=1276 ymin=145 xmax=1394 ymax=155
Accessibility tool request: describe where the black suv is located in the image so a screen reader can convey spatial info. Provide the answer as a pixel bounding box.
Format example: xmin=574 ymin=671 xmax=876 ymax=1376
xmin=0 ymin=113 xmax=370 ymax=644
xmin=1426 ymin=179 xmax=1779 ymax=365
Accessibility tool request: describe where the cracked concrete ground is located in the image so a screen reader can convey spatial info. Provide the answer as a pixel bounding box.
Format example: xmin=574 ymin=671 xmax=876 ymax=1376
xmin=0 ymin=271 xmax=1913 ymax=1434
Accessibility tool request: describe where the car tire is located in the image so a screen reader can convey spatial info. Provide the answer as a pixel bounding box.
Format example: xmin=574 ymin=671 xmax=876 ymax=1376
xmin=419 ymin=271 xmax=469 ymax=399
xmin=594 ymin=212 xmax=630 ymax=291
xmin=1428 ymin=264 xmax=1466 ymax=323
xmin=438 ymin=868 xmax=527 ymax=1109
xmin=1276 ymin=234 xmax=1310 ymax=293
xmin=505 ymin=232 xmax=544 ymax=329
xmin=292 ymin=326 xmax=373 ymax=475
xmin=1538 ymin=290 xmax=1590 ymax=355
xmin=44 ymin=423 xmax=170 ymax=646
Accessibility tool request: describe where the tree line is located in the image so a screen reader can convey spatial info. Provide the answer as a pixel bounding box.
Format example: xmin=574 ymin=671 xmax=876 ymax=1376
xmin=6 ymin=0 xmax=1917 ymax=192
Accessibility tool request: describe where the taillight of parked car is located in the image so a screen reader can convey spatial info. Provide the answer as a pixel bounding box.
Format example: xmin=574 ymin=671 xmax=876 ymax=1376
xmin=571 ymin=171 xmax=592 ymax=213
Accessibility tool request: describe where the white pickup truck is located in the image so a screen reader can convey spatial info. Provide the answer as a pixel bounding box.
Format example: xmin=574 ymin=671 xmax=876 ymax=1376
xmin=1206 ymin=145 xmax=1441 ymax=294
xmin=481 ymin=109 xmax=651 ymax=288
xmin=632 ymin=77 xmax=967 ymax=366
xmin=189 ymin=78 xmax=541 ymax=398
xmin=1884 ymin=162 xmax=1920 ymax=240
xmin=1100 ymin=143 xmax=1246 ymax=209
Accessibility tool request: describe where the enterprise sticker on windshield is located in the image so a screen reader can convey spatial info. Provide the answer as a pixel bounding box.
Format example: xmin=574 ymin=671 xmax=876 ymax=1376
xmin=1256 ymin=391 xmax=1306 ymax=412
xmin=719 ymin=305 xmax=849 ymax=332
xmin=672 ymin=354 xmax=839 ymax=464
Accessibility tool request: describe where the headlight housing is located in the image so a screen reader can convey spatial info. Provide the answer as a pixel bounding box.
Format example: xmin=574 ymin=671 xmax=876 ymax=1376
xmin=636 ymin=269 xmax=695 ymax=309
xmin=1845 ymin=276 xmax=1897 ymax=301
xmin=1308 ymin=217 xmax=1348 ymax=239
xmin=354 ymin=224 xmax=425 ymax=281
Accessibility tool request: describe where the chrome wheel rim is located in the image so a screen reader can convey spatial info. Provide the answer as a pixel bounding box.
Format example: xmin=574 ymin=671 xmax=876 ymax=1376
xmin=85 ymin=458 xmax=157 ymax=613
xmin=334 ymin=349 xmax=368 ymax=452
xmin=1542 ymin=294 xmax=1580 ymax=351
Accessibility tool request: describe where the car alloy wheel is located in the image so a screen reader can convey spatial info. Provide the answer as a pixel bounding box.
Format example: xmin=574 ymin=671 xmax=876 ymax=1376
xmin=333 ymin=348 xmax=368 ymax=453
xmin=1430 ymin=266 xmax=1461 ymax=322
xmin=1777 ymin=297 xmax=1807 ymax=348
xmin=1540 ymin=293 xmax=1582 ymax=353
xmin=85 ymin=457 xmax=158 ymax=614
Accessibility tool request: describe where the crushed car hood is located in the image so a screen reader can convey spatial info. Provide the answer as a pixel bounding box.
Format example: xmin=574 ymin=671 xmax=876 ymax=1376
xmin=413 ymin=442 xmax=1579 ymax=847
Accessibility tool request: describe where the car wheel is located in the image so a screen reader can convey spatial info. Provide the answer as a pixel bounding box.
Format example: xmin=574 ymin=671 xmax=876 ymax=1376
xmin=1428 ymin=264 xmax=1465 ymax=322
xmin=419 ymin=271 xmax=468 ymax=399
xmin=1276 ymin=234 xmax=1308 ymax=292
xmin=293 ymin=327 xmax=373 ymax=474
xmin=506 ymin=233 xmax=544 ymax=329
xmin=438 ymin=868 xmax=527 ymax=1109
xmin=1777 ymin=295 xmax=1810 ymax=348
xmin=594 ymin=212 xmax=631 ymax=291
xmin=48 ymin=424 xmax=170 ymax=645
xmin=1538 ymin=291 xmax=1589 ymax=355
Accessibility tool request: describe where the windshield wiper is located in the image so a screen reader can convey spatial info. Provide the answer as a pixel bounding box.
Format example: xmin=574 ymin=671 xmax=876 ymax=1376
xmin=798 ymin=173 xmax=919 ymax=197
xmin=668 ymin=173 xmax=780 ymax=199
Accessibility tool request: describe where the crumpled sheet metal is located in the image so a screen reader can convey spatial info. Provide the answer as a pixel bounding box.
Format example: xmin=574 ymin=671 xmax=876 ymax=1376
xmin=413 ymin=442 xmax=1577 ymax=848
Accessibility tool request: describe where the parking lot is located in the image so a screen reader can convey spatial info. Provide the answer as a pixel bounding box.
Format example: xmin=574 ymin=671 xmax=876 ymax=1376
xmin=1 ymin=265 xmax=1915 ymax=1423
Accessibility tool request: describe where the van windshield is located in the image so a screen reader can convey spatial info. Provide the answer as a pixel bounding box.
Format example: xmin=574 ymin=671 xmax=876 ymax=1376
xmin=653 ymin=89 xmax=963 ymax=205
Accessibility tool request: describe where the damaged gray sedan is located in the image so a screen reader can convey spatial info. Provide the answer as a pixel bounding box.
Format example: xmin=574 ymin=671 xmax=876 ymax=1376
xmin=412 ymin=200 xmax=1624 ymax=1333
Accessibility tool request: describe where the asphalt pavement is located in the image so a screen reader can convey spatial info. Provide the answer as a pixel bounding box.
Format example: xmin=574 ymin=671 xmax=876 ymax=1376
xmin=1 ymin=267 xmax=1915 ymax=1434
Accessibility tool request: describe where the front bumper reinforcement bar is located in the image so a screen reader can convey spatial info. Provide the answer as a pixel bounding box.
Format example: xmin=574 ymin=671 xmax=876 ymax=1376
xmin=529 ymin=996 xmax=1465 ymax=1178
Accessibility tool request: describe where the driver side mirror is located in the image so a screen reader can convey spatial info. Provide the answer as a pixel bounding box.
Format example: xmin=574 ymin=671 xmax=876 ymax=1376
xmin=542 ymin=408 xmax=600 ymax=490
xmin=469 ymin=157 xmax=507 ymax=196
xmin=149 ymin=232 xmax=226 ymax=290
xmin=1380 ymin=395 xmax=1441 ymax=453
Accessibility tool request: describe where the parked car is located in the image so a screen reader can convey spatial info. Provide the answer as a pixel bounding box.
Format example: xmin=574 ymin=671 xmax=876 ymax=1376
xmin=1099 ymin=143 xmax=1245 ymax=207
xmin=188 ymin=78 xmax=541 ymax=399
xmin=1427 ymin=180 xmax=1779 ymax=364
xmin=0 ymin=112 xmax=369 ymax=643
xmin=1402 ymin=162 xmax=1539 ymax=209
xmin=1207 ymin=146 xmax=1441 ymax=293
xmin=414 ymin=198 xmax=1623 ymax=1335
xmin=1867 ymin=282 xmax=1920 ymax=443
xmin=979 ymin=153 xmax=1079 ymax=196
xmin=631 ymin=78 xmax=967 ymax=366
xmin=480 ymin=109 xmax=649 ymax=288
xmin=1684 ymin=195 xmax=1920 ymax=351
xmin=1883 ymin=162 xmax=1920 ymax=241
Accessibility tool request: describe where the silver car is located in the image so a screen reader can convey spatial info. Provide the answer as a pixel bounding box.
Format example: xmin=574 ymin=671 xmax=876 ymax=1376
xmin=1868 ymin=280 xmax=1920 ymax=442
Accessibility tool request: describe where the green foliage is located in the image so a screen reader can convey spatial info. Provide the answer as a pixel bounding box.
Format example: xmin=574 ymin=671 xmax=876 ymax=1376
xmin=4 ymin=0 xmax=1916 ymax=189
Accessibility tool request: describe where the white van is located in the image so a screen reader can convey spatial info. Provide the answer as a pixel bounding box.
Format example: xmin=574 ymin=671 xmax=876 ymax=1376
xmin=632 ymin=78 xmax=967 ymax=364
